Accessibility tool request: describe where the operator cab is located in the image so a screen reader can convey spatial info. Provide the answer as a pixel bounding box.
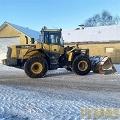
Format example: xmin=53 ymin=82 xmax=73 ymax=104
xmin=39 ymin=27 xmax=64 ymax=70
xmin=40 ymin=27 xmax=64 ymax=46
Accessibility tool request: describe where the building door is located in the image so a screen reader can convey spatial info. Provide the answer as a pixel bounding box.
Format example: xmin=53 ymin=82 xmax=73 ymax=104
xmin=0 ymin=37 xmax=20 ymax=63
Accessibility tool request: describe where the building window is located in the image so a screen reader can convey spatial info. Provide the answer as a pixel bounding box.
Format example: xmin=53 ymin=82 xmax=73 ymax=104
xmin=105 ymin=47 xmax=114 ymax=53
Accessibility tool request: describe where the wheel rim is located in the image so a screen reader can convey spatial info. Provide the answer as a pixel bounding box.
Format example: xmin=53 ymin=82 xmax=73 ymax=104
xmin=78 ymin=60 xmax=88 ymax=71
xmin=31 ymin=62 xmax=43 ymax=74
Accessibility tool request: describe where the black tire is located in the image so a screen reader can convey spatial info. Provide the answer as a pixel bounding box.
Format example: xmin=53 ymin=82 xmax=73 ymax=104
xmin=24 ymin=56 xmax=48 ymax=78
xmin=66 ymin=67 xmax=72 ymax=71
xmin=72 ymin=55 xmax=91 ymax=75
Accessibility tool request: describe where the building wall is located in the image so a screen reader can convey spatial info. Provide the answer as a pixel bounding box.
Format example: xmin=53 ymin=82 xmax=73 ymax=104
xmin=65 ymin=42 xmax=120 ymax=64
xmin=0 ymin=24 xmax=31 ymax=44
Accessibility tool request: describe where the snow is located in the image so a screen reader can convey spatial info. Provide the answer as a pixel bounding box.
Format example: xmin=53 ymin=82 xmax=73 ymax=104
xmin=62 ymin=25 xmax=120 ymax=43
xmin=0 ymin=85 xmax=119 ymax=120
xmin=0 ymin=86 xmax=83 ymax=119
xmin=114 ymin=64 xmax=120 ymax=74
xmin=0 ymin=53 xmax=6 ymax=63
xmin=0 ymin=64 xmax=120 ymax=119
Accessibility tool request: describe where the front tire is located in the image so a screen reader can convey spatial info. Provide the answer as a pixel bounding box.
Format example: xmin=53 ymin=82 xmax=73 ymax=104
xmin=72 ymin=55 xmax=91 ymax=75
xmin=24 ymin=56 xmax=48 ymax=78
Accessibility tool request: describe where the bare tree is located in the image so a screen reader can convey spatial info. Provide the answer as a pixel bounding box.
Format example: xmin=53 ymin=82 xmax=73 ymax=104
xmin=84 ymin=18 xmax=94 ymax=27
xmin=84 ymin=14 xmax=101 ymax=27
xmin=100 ymin=10 xmax=113 ymax=26
xmin=114 ymin=15 xmax=120 ymax=24
xmin=84 ymin=10 xmax=120 ymax=27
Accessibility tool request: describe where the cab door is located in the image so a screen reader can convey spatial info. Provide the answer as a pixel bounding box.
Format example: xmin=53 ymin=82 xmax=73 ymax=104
xmin=42 ymin=31 xmax=50 ymax=52
xmin=49 ymin=33 xmax=61 ymax=65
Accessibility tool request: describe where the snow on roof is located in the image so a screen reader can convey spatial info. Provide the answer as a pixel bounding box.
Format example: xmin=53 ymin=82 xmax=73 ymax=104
xmin=62 ymin=25 xmax=120 ymax=43
xmin=1 ymin=22 xmax=120 ymax=43
xmin=0 ymin=22 xmax=40 ymax=41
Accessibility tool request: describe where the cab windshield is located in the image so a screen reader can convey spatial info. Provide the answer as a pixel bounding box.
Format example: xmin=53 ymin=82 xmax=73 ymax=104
xmin=49 ymin=33 xmax=59 ymax=45
xmin=43 ymin=31 xmax=64 ymax=46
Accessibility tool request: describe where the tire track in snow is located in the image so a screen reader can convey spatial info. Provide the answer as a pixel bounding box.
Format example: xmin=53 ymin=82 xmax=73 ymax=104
xmin=1 ymin=85 xmax=120 ymax=120
xmin=0 ymin=64 xmax=120 ymax=119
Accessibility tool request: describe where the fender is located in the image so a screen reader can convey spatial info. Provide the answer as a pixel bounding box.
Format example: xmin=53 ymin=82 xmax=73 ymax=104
xmin=23 ymin=49 xmax=49 ymax=59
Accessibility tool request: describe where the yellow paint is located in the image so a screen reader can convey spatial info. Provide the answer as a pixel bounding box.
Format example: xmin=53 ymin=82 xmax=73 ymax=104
xmin=10 ymin=45 xmax=17 ymax=58
xmin=31 ymin=62 xmax=43 ymax=74
xmin=78 ymin=60 xmax=88 ymax=71
xmin=68 ymin=52 xmax=73 ymax=61
xmin=65 ymin=42 xmax=120 ymax=63
xmin=0 ymin=24 xmax=32 ymax=44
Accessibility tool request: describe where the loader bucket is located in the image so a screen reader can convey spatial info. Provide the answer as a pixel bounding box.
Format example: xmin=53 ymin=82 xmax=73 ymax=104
xmin=90 ymin=56 xmax=117 ymax=74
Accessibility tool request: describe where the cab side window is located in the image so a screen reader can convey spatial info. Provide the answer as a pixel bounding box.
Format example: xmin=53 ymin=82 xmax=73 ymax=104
xmin=44 ymin=32 xmax=49 ymax=44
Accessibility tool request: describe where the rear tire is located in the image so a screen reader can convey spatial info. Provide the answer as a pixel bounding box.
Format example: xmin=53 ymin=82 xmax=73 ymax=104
xmin=24 ymin=56 xmax=48 ymax=78
xmin=72 ymin=55 xmax=91 ymax=75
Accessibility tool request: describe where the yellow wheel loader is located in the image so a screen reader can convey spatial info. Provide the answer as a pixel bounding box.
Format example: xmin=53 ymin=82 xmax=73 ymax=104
xmin=2 ymin=27 xmax=91 ymax=78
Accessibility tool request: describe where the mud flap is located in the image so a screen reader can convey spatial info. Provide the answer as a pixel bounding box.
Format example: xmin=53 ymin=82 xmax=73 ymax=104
xmin=90 ymin=56 xmax=117 ymax=74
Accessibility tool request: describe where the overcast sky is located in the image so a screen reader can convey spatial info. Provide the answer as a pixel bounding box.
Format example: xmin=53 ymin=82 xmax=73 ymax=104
xmin=0 ymin=0 xmax=120 ymax=30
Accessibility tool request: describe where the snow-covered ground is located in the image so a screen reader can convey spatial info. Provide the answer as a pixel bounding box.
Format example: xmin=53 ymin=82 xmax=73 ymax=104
xmin=0 ymin=64 xmax=120 ymax=120
xmin=0 ymin=85 xmax=120 ymax=120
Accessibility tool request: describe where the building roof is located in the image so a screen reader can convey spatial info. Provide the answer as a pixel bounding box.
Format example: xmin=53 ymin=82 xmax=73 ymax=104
xmin=0 ymin=22 xmax=40 ymax=41
xmin=62 ymin=25 xmax=120 ymax=43
xmin=1 ymin=22 xmax=120 ymax=43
